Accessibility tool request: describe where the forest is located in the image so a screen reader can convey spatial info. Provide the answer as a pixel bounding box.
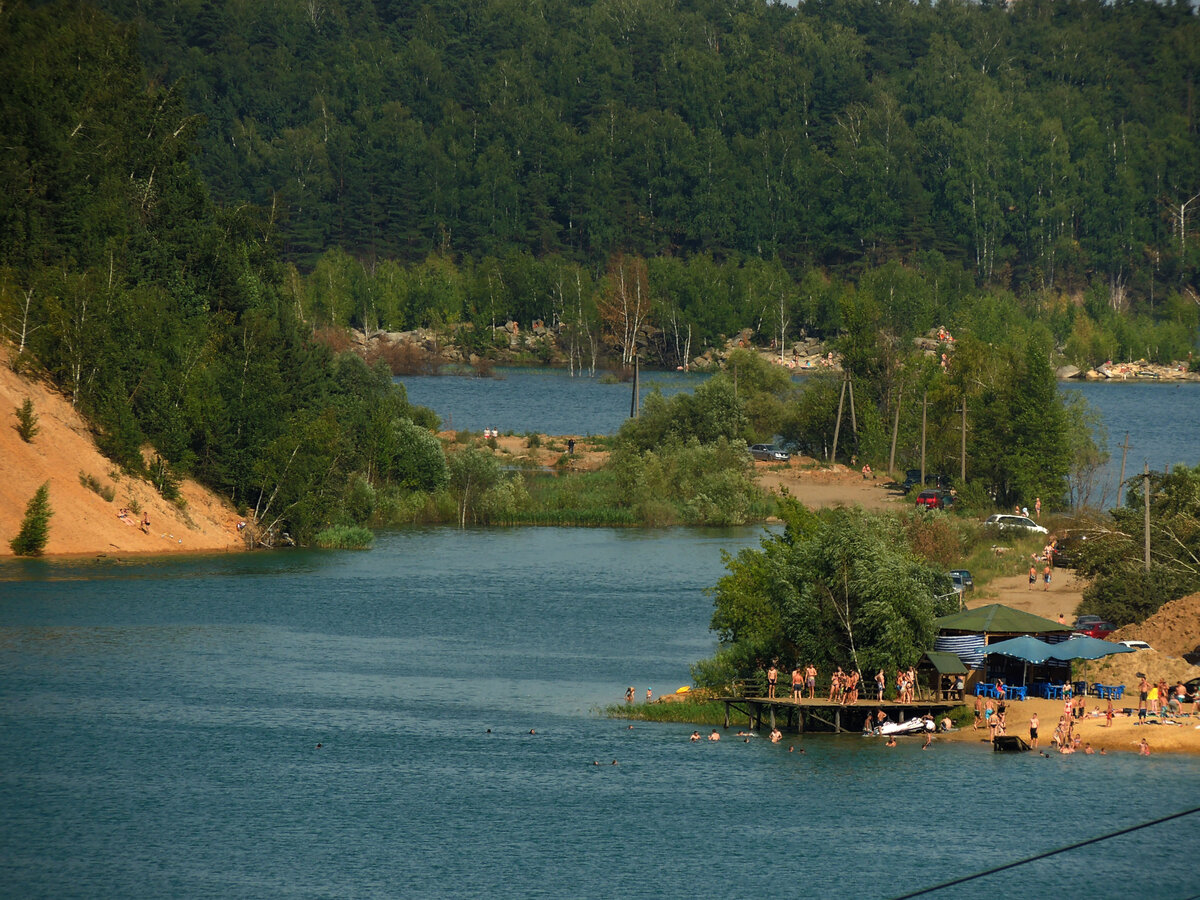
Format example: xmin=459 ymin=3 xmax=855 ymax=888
xmin=0 ymin=2 xmax=444 ymax=545
xmin=83 ymin=0 xmax=1200 ymax=368
xmin=2 ymin=0 xmax=1197 ymax=545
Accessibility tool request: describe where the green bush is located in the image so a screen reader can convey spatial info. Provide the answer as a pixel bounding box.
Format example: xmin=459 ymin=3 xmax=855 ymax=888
xmin=314 ymin=525 xmax=374 ymax=549
xmin=78 ymin=471 xmax=116 ymax=503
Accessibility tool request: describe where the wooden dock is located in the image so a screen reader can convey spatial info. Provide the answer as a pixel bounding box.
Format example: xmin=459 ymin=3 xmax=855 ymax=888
xmin=717 ymin=696 xmax=963 ymax=735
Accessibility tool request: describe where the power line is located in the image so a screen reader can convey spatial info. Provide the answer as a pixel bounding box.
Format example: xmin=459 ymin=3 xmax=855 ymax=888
xmin=891 ymin=805 xmax=1200 ymax=900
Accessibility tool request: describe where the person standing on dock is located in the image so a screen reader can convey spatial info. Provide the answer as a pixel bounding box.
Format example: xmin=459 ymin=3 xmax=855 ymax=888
xmin=791 ymin=665 xmax=803 ymax=701
xmin=767 ymin=663 xmax=778 ymax=699
xmin=875 ymin=669 xmax=886 ymax=702
xmin=805 ymin=663 xmax=816 ymax=700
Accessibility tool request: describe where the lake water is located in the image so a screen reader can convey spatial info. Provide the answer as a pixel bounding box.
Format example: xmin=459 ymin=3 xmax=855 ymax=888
xmin=398 ymin=367 xmax=709 ymax=437
xmin=401 ymin=369 xmax=1200 ymax=504
xmin=2 ymin=529 xmax=1198 ymax=899
xmin=3 ymin=370 xmax=1199 ymax=897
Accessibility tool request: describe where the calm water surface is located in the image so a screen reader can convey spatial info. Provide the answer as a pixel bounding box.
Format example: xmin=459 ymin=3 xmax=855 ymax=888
xmin=401 ymin=368 xmax=1200 ymax=502
xmin=2 ymin=529 xmax=1197 ymax=899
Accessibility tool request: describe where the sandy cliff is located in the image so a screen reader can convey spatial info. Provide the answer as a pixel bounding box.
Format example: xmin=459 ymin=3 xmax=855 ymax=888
xmin=0 ymin=352 xmax=244 ymax=558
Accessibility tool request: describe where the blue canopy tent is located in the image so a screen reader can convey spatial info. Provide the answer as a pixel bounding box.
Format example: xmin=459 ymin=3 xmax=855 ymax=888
xmin=980 ymin=635 xmax=1056 ymax=689
xmin=1047 ymin=636 xmax=1136 ymax=661
xmin=1048 ymin=635 xmax=1135 ymax=687
xmin=981 ymin=635 xmax=1055 ymax=663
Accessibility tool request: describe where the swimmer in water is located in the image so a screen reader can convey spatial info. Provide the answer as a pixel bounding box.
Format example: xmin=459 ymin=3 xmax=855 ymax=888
xmin=886 ymin=736 xmax=897 ymax=748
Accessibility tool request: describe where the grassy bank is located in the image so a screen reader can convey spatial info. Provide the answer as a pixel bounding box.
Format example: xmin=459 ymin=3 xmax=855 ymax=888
xmin=603 ymin=698 xmax=747 ymax=727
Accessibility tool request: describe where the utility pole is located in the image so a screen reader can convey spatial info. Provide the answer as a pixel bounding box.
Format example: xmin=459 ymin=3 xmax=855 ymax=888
xmin=1118 ymin=432 xmax=1131 ymax=507
xmin=847 ymin=375 xmax=858 ymax=437
xmin=920 ymin=391 xmax=928 ymax=485
xmin=1143 ymin=462 xmax=1151 ymax=572
xmin=960 ymin=395 xmax=967 ymax=484
xmin=888 ymin=387 xmax=902 ymax=476
xmin=831 ymin=375 xmax=848 ymax=464
xmin=629 ymin=354 xmax=639 ymax=418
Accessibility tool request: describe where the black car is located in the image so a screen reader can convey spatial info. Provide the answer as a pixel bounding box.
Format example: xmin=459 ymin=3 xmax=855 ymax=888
xmin=903 ymin=470 xmax=950 ymax=492
xmin=1183 ymin=677 xmax=1200 ymax=704
xmin=749 ymin=444 xmax=790 ymax=462
xmin=1053 ymin=530 xmax=1113 ymax=568
xmin=949 ymin=569 xmax=974 ymax=593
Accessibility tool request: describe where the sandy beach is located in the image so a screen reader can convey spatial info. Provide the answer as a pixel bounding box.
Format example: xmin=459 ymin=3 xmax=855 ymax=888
xmin=1 ymin=359 xmax=244 ymax=558
xmin=934 ymin=695 xmax=1200 ymax=755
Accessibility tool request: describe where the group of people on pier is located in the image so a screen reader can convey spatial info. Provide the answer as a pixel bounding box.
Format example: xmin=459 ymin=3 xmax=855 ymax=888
xmin=763 ymin=662 xmax=923 ymax=705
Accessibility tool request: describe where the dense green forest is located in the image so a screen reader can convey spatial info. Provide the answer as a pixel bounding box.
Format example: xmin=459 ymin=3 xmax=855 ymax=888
xmin=86 ymin=0 xmax=1200 ymax=367
xmin=1 ymin=0 xmax=1195 ymax=545
xmin=0 ymin=2 xmax=444 ymax=543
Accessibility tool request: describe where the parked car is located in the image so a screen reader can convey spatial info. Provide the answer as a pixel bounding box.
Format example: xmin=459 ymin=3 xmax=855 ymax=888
xmin=1118 ymin=640 xmax=1152 ymax=651
xmin=916 ymin=489 xmax=954 ymax=510
xmin=949 ymin=569 xmax=974 ymax=593
xmin=1080 ymin=621 xmax=1117 ymax=639
xmin=1073 ymin=614 xmax=1104 ymax=629
xmin=1053 ymin=530 xmax=1108 ymax=567
xmin=983 ymin=514 xmax=1049 ymax=535
xmin=903 ymin=470 xmax=950 ymax=492
xmin=749 ymin=444 xmax=790 ymax=462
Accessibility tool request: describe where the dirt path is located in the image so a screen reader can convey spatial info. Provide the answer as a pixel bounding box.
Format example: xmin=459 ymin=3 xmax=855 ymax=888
xmin=968 ymin=570 xmax=1087 ymax=622
xmin=754 ymin=458 xmax=901 ymax=510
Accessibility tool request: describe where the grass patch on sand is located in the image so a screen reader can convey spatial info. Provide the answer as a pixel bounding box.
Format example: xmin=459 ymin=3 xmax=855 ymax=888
xmin=602 ymin=697 xmax=740 ymax=727
xmin=315 ymin=525 xmax=375 ymax=549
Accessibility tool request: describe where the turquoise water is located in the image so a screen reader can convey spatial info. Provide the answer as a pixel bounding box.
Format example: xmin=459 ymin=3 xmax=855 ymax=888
xmin=1 ymin=528 xmax=1197 ymax=898
xmin=398 ymin=366 xmax=711 ymax=436
xmin=400 ymin=367 xmax=1200 ymax=502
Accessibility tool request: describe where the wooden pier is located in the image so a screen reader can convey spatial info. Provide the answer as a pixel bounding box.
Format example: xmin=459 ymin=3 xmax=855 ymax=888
xmin=717 ymin=696 xmax=963 ymax=735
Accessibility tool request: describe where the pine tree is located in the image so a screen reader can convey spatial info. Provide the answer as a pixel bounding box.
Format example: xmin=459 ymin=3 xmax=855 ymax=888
xmin=10 ymin=482 xmax=52 ymax=556
xmin=15 ymin=398 xmax=38 ymax=442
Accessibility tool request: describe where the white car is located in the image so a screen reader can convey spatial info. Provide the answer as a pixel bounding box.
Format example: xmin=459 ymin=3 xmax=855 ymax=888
xmin=1118 ymin=640 xmax=1152 ymax=651
xmin=983 ymin=514 xmax=1049 ymax=535
xmin=749 ymin=444 xmax=790 ymax=462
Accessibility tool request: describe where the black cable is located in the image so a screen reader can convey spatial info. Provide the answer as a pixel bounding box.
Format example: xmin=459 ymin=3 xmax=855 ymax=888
xmin=891 ymin=805 xmax=1200 ymax=900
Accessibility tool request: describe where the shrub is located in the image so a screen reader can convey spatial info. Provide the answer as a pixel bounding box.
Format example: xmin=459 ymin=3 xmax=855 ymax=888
xmin=314 ymin=525 xmax=375 ymax=549
xmin=10 ymin=481 xmax=52 ymax=556
xmin=15 ymin=398 xmax=38 ymax=442
xmin=148 ymin=456 xmax=181 ymax=501
xmin=525 ymin=431 xmax=542 ymax=449
xmin=79 ymin=471 xmax=116 ymax=502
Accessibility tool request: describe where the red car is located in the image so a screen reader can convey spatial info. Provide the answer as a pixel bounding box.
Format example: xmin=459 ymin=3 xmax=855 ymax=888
xmin=915 ymin=489 xmax=953 ymax=510
xmin=1080 ymin=621 xmax=1116 ymax=639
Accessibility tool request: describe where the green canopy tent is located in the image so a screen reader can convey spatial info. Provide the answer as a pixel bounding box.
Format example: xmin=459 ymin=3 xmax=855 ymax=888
xmin=918 ymin=650 xmax=969 ymax=700
xmin=934 ymin=604 xmax=1072 ymax=636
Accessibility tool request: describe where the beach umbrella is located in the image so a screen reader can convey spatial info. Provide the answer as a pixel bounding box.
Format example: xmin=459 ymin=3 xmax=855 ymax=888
xmin=981 ymin=635 xmax=1055 ymax=687
xmin=980 ymin=635 xmax=1055 ymax=663
xmin=1047 ymin=635 xmax=1134 ymax=686
xmin=1047 ymin=636 xmax=1135 ymax=661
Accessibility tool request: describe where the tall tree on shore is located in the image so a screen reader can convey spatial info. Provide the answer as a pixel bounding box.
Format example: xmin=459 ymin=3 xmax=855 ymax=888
xmin=10 ymin=481 xmax=52 ymax=556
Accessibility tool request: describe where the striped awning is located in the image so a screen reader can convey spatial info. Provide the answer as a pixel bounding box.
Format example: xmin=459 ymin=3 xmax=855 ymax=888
xmin=935 ymin=633 xmax=985 ymax=668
